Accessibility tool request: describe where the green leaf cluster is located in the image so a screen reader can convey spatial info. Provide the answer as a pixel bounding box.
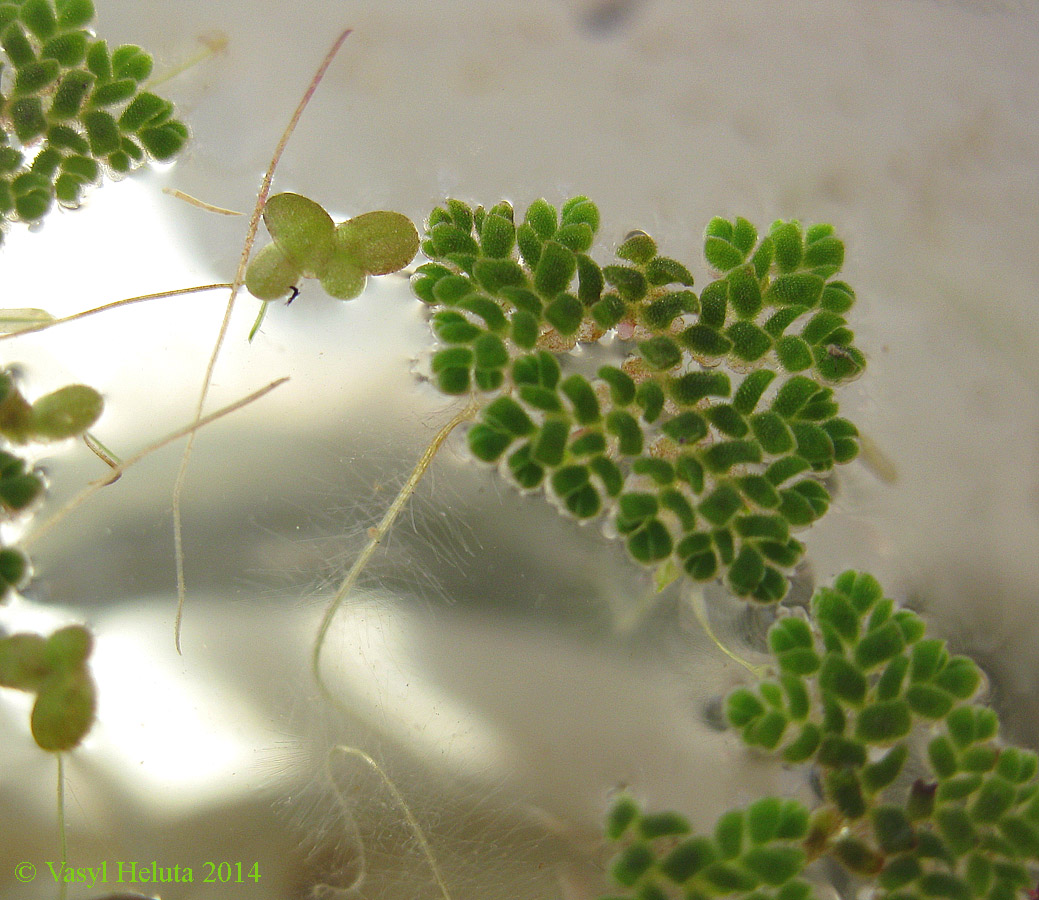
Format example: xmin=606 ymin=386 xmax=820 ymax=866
xmin=245 ymin=192 xmax=419 ymax=301
xmin=603 ymin=794 xmax=816 ymax=900
xmin=0 ymin=0 xmax=187 ymax=235
xmin=0 ymin=624 xmax=96 ymax=750
xmin=0 ymin=367 xmax=102 ymax=601
xmin=722 ymin=571 xmax=1039 ymax=900
xmin=0 ymin=367 xmax=103 ymax=443
xmin=414 ymin=199 xmax=865 ymax=602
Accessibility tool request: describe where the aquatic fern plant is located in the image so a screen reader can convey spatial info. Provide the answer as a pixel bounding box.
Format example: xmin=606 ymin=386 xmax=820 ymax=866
xmin=604 ymin=571 xmax=1039 ymax=900
xmin=0 ymin=0 xmax=187 ymax=237
xmin=413 ymin=198 xmax=863 ymax=602
xmin=2 ymin=16 xmax=1034 ymax=900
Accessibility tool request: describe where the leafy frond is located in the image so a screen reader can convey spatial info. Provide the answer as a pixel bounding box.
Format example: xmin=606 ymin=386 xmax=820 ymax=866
xmin=414 ymin=198 xmax=865 ymax=602
xmin=0 ymin=0 xmax=187 ymax=237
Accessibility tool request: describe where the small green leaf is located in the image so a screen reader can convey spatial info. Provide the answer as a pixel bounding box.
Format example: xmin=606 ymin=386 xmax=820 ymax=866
xmin=611 ymin=843 xmax=653 ymax=887
xmin=11 ymin=97 xmax=47 ymax=143
xmin=727 ymin=322 xmax=772 ymax=362
xmin=534 ymin=241 xmax=576 ymax=297
xmin=606 ymin=795 xmax=639 ymax=840
xmin=726 ymin=689 xmax=765 ymax=727
xmin=617 ymin=231 xmax=657 ymax=265
xmin=639 ymin=811 xmax=691 ymax=839
xmin=714 ymin=809 xmax=744 ymax=858
xmin=856 ymin=699 xmax=912 ymax=743
xmin=679 ymin=324 xmax=732 ymax=358
xmin=544 ymin=293 xmax=583 ymax=335
xmin=479 ymin=212 xmax=515 ymax=257
xmin=782 ymin=723 xmax=821 ymax=762
xmin=111 ymin=44 xmax=154 ymax=82
xmin=555 ymin=222 xmax=594 ymax=253
xmin=261 ymin=193 xmax=334 ymax=275
xmin=468 ymin=424 xmax=511 ymax=462
xmin=863 ymin=744 xmax=908 ymax=792
xmin=704 ymin=236 xmax=744 ymax=271
xmin=971 ymin=775 xmax=1015 ymax=823
xmin=245 ymin=243 xmax=301 ymax=301
xmin=118 ymin=91 xmax=172 ymax=132
xmin=645 ymin=256 xmax=694 ymax=287
xmin=743 ymin=847 xmax=803 ymax=886
xmin=560 ymin=375 xmax=600 ymax=424
xmin=30 ymin=385 xmax=103 ymax=440
xmin=917 ymin=872 xmax=969 ymax=900
xmin=606 ymin=410 xmax=643 ymax=456
xmin=533 ymin=418 xmax=570 ymax=466
xmin=660 ymin=837 xmax=716 ymax=883
xmin=57 ymin=0 xmax=95 ymax=29
xmin=2 ymin=21 xmax=36 ymax=67
xmin=31 ymin=670 xmax=96 ymax=752
xmin=14 ymin=59 xmax=61 ymax=95
xmin=524 ymin=198 xmax=557 ymax=240
xmin=90 ymin=77 xmax=137 ymax=107
xmin=49 ymin=69 xmax=94 ymax=119
xmin=872 ymin=805 xmax=915 ymax=853
xmin=880 ymin=854 xmax=922 ymax=890
xmin=603 ymin=265 xmax=648 ymax=302
xmin=0 ymin=547 xmax=31 ymax=597
xmin=333 ymin=211 xmax=418 ymax=275
xmin=831 ymin=836 xmax=883 ymax=875
xmin=826 ymin=769 xmax=867 ymax=819
xmin=934 ymin=656 xmax=981 ymax=699
xmin=770 ymin=221 xmax=803 ymax=272
xmin=560 ymin=196 xmax=599 ymax=232
xmin=0 ymin=632 xmax=48 ymax=687
xmin=638 ymin=335 xmax=682 ymax=370
xmin=670 ymin=371 xmax=730 ymax=406
xmin=817 ymin=734 xmax=867 ymax=767
xmin=318 ymin=252 xmax=367 ymax=300
xmin=906 ymin=683 xmax=955 ymax=720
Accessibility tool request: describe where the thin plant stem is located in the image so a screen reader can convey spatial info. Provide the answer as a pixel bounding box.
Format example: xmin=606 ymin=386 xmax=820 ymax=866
xmin=83 ymin=432 xmax=123 ymax=484
xmin=687 ymin=584 xmax=768 ymax=679
xmin=330 ymin=745 xmax=453 ymax=900
xmin=170 ymin=27 xmax=353 ymax=654
xmin=143 ymin=32 xmax=229 ymax=90
xmin=164 ymin=188 xmax=242 ymax=216
xmin=0 ymin=284 xmax=233 ymax=342
xmin=24 ymin=377 xmax=289 ymax=550
xmin=56 ymin=753 xmax=68 ymax=900
xmin=311 ymin=398 xmax=479 ymax=696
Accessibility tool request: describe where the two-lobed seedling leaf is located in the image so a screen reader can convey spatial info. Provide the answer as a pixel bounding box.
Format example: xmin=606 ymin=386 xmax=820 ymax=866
xmin=245 ymin=192 xmax=418 ymax=301
xmin=414 ymin=198 xmax=865 ymax=603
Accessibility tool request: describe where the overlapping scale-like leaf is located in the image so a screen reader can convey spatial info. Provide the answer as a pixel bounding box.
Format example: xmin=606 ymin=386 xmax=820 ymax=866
xmin=0 ymin=0 xmax=187 ymax=237
xmin=415 ymin=199 xmax=865 ymax=603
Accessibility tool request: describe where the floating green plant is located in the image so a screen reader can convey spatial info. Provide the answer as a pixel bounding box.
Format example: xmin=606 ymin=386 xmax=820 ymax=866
xmin=604 ymin=572 xmax=1039 ymax=900
xmin=413 ymin=198 xmax=863 ymax=603
xmin=1 ymin=15 xmax=1034 ymax=900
